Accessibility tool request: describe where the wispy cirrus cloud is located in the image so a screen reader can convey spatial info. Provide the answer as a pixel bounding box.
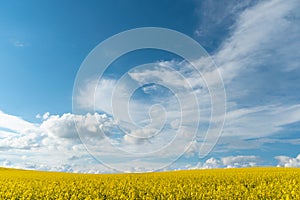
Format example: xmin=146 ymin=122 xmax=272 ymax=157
xmin=0 ymin=110 xmax=36 ymax=134
xmin=215 ymin=0 xmax=300 ymax=83
xmin=204 ymin=0 xmax=300 ymax=150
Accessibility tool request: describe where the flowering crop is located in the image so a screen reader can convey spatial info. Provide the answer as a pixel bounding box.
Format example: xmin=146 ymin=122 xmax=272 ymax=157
xmin=0 ymin=167 xmax=299 ymax=199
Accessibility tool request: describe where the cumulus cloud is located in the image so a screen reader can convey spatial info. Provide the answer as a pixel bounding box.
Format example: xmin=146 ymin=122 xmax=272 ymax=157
xmin=0 ymin=112 xmax=115 ymax=152
xmin=202 ymin=157 xmax=222 ymax=168
xmin=0 ymin=110 xmax=119 ymax=172
xmin=221 ymin=156 xmax=258 ymax=168
xmin=275 ymin=154 xmax=300 ymax=167
xmin=40 ymin=112 xmax=113 ymax=139
xmin=0 ymin=132 xmax=42 ymax=150
xmin=191 ymin=155 xmax=260 ymax=169
xmin=42 ymin=112 xmax=50 ymax=120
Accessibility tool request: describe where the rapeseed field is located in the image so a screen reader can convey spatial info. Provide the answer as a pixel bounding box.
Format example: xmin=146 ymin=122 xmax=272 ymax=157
xmin=0 ymin=167 xmax=299 ymax=199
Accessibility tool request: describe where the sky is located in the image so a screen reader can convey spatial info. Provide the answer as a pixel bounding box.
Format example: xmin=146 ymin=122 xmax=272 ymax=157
xmin=0 ymin=0 xmax=300 ymax=173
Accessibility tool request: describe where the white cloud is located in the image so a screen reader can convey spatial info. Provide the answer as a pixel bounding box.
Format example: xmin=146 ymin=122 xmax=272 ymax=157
xmin=192 ymin=155 xmax=260 ymax=169
xmin=0 ymin=110 xmax=37 ymax=133
xmin=0 ymin=110 xmax=118 ymax=172
xmin=215 ymin=0 xmax=300 ymax=82
xmin=221 ymin=104 xmax=300 ymax=139
xmin=0 ymin=131 xmax=42 ymax=150
xmin=42 ymin=112 xmax=50 ymax=120
xmin=0 ymin=130 xmax=18 ymax=139
xmin=2 ymin=159 xmax=11 ymax=167
xmin=194 ymin=0 xmax=254 ymax=50
xmin=221 ymin=155 xmax=258 ymax=168
xmin=275 ymin=154 xmax=300 ymax=167
xmin=75 ymin=78 xmax=116 ymax=114
xmin=202 ymin=157 xmax=221 ymax=168
xmin=40 ymin=112 xmax=113 ymax=139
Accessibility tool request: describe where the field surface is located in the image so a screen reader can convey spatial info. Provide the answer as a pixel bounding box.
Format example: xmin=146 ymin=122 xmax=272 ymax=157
xmin=0 ymin=167 xmax=299 ymax=199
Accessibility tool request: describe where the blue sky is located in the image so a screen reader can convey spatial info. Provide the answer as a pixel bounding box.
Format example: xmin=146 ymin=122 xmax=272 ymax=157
xmin=0 ymin=0 xmax=300 ymax=173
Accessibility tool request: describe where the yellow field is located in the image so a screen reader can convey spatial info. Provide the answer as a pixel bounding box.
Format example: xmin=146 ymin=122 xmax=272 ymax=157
xmin=0 ymin=167 xmax=299 ymax=199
